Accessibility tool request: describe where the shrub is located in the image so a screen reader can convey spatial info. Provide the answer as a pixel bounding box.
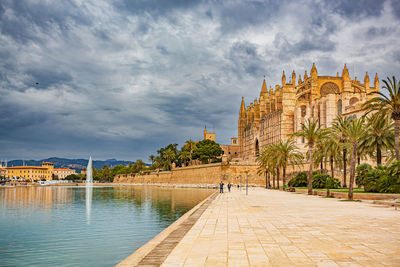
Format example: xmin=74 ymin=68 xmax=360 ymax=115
xmin=377 ymin=161 xmax=400 ymax=193
xmin=312 ymin=173 xmax=330 ymax=189
xmin=288 ymin=172 xmax=308 ymax=187
xmin=326 ymin=177 xmax=341 ymax=189
xmin=355 ymin=163 xmax=372 ymax=187
xmin=364 ymin=165 xmax=387 ymax=192
xmin=387 ymin=160 xmax=400 ymax=184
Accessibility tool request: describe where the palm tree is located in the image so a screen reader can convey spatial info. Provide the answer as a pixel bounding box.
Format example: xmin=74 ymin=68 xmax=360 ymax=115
xmin=292 ymin=119 xmax=325 ymax=195
xmin=178 ymin=151 xmax=190 ymax=166
xmin=331 ymin=116 xmax=351 ymax=187
xmin=363 ymin=76 xmax=400 ymax=160
xmin=359 ymin=112 xmax=394 ymax=165
xmin=257 ymin=145 xmax=277 ymax=189
xmin=163 ymin=149 xmax=175 ymax=171
xmin=275 ymin=139 xmax=303 ymax=188
xmin=343 ymin=117 xmax=366 ymax=200
xmin=134 ymin=160 xmax=146 ymax=173
xmin=323 ymin=133 xmax=342 ymax=179
xmin=148 ymin=154 xmax=156 ymax=166
xmin=256 ymin=148 xmax=271 ymax=189
xmin=184 ymin=140 xmax=197 ymax=163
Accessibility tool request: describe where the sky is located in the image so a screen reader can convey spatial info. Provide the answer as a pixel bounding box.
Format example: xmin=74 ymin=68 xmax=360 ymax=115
xmin=1 ymin=0 xmax=400 ymax=162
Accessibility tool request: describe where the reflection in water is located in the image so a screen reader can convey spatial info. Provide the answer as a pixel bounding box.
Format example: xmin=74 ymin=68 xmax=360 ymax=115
xmin=86 ymin=186 xmax=93 ymax=225
xmin=0 ymin=185 xmax=214 ymax=267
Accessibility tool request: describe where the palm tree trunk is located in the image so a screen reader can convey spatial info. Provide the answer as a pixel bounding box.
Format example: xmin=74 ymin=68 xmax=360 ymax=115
xmin=343 ymin=148 xmax=347 ymax=188
xmin=330 ymin=157 xmax=334 ymax=178
xmin=282 ymin=163 xmax=286 ymax=189
xmin=272 ymin=172 xmax=276 ymax=189
xmin=377 ymin=145 xmax=382 ymax=165
xmin=308 ymin=145 xmax=314 ymax=195
xmin=320 ymin=160 xmax=323 ymax=173
xmin=395 ymin=119 xmax=400 ymax=161
xmin=276 ymin=165 xmax=280 ymax=189
xmin=265 ymin=171 xmax=268 ymax=188
xmin=348 ymin=142 xmax=357 ymax=200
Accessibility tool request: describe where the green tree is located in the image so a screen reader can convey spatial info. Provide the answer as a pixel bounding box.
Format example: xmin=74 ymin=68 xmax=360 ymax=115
xmin=292 ymin=119 xmax=325 ymax=195
xmin=257 ymin=144 xmax=280 ymax=189
xmin=330 ymin=116 xmax=352 ymax=187
xmin=275 ymin=139 xmax=303 ymax=187
xmin=363 ymin=76 xmax=400 ymax=160
xmin=193 ymin=139 xmax=222 ymax=164
xmin=148 ymin=154 xmax=155 ymax=165
xmin=178 ymin=150 xmax=190 ymax=166
xmin=359 ymin=112 xmax=394 ymax=165
xmin=323 ymin=132 xmax=343 ymax=179
xmin=163 ymin=149 xmax=176 ymax=170
xmin=157 ymin=143 xmax=179 ymax=170
xmin=133 ymin=160 xmax=146 ymax=173
xmin=183 ymin=140 xmax=197 ymax=163
xmin=343 ymin=117 xmax=367 ymax=200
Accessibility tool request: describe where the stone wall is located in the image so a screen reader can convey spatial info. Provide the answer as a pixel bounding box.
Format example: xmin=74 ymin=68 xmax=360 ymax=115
xmin=114 ymin=162 xmax=271 ymax=186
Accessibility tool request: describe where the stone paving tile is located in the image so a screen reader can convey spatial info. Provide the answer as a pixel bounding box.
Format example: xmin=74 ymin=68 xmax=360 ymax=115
xmin=161 ymin=188 xmax=400 ymax=266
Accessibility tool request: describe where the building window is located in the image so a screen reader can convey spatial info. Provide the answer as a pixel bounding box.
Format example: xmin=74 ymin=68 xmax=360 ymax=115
xmin=337 ymin=99 xmax=342 ymax=116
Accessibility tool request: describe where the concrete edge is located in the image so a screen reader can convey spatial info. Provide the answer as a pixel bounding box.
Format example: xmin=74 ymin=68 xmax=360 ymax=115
xmin=116 ymin=191 xmax=217 ymax=267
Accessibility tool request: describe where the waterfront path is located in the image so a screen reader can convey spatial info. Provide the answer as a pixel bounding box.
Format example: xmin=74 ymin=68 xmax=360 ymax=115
xmin=161 ymin=188 xmax=400 ymax=266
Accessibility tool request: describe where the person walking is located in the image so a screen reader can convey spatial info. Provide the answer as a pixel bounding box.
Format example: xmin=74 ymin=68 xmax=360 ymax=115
xmin=219 ymin=181 xmax=224 ymax=193
xmin=227 ymin=183 xmax=231 ymax=192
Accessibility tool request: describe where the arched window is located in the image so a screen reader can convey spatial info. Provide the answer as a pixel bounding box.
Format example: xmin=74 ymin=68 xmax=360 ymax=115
xmin=337 ymin=99 xmax=342 ymax=116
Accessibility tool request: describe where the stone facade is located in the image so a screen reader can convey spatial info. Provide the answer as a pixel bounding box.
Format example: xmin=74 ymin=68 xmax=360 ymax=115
xmin=238 ymin=63 xmax=379 ymax=159
xmin=54 ymin=168 xmax=76 ymax=179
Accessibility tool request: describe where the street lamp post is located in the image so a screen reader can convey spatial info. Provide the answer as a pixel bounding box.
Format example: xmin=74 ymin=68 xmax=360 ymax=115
xmin=245 ymin=171 xmax=248 ymax=195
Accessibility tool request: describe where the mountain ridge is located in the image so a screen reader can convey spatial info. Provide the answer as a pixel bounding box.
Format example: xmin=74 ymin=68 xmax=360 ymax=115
xmin=5 ymin=157 xmax=135 ymax=171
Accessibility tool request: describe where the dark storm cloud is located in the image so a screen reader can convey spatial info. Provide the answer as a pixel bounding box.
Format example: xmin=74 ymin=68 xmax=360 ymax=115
xmin=0 ymin=0 xmax=399 ymax=161
xmin=0 ymin=1 xmax=90 ymax=43
xmin=326 ymin=0 xmax=385 ymax=18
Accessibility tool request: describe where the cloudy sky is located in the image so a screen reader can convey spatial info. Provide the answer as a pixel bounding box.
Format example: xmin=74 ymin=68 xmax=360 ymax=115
xmin=1 ymin=0 xmax=399 ymax=162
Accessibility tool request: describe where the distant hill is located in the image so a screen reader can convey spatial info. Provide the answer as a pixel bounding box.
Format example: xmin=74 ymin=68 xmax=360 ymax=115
xmin=6 ymin=157 xmax=135 ymax=171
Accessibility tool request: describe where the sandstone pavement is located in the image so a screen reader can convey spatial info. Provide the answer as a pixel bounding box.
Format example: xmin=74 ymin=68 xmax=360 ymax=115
xmin=162 ymin=188 xmax=400 ymax=266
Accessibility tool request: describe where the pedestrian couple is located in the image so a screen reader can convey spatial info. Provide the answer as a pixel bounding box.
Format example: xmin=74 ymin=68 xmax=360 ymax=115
xmin=219 ymin=181 xmax=231 ymax=193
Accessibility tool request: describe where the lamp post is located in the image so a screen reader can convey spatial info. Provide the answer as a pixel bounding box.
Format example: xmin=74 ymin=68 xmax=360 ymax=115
xmin=239 ymin=175 xmax=242 ymax=191
xmin=245 ymin=171 xmax=248 ymax=195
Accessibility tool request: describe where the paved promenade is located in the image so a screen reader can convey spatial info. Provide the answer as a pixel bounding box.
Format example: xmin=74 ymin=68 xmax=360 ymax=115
xmin=162 ymin=188 xmax=400 ymax=266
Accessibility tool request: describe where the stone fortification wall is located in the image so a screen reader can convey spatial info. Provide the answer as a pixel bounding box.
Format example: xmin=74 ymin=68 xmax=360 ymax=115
xmin=114 ymin=163 xmax=272 ymax=186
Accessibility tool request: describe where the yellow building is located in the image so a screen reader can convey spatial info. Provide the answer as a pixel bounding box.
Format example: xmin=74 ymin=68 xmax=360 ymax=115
xmin=54 ymin=168 xmax=76 ymax=179
xmin=238 ymin=63 xmax=379 ymax=159
xmin=203 ymin=126 xmax=216 ymax=142
xmin=6 ymin=162 xmax=54 ymax=181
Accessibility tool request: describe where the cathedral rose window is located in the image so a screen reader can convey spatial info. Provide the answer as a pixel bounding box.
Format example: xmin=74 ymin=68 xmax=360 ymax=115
xmin=320 ymin=82 xmax=339 ymax=97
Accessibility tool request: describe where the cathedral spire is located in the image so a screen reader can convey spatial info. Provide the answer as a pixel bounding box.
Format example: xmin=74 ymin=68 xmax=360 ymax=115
xmin=342 ymin=64 xmax=350 ymax=80
xmin=292 ymin=71 xmax=296 ymax=86
xmin=261 ymin=79 xmax=267 ymax=95
xmin=311 ymin=63 xmax=317 ymax=78
xmin=304 ymin=70 xmax=308 ymax=80
xmin=364 ymin=72 xmax=370 ymax=87
xmin=240 ymin=96 xmax=246 ymax=116
xmin=298 ymin=74 xmax=302 ymax=84
xmin=374 ymin=73 xmax=379 ymax=89
xmin=282 ymin=71 xmax=286 ymax=85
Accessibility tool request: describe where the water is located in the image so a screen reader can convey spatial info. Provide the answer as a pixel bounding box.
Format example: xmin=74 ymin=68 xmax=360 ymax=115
xmin=0 ymin=186 xmax=214 ymax=266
